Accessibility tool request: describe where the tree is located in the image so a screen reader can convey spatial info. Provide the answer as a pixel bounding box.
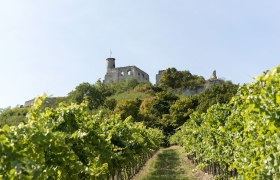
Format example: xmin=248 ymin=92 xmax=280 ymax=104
xmin=68 ymin=81 xmax=112 ymax=110
xmin=114 ymin=99 xmax=142 ymax=120
xmin=159 ymin=68 xmax=182 ymax=89
xmin=156 ymin=96 xmax=199 ymax=139
xmin=103 ymin=98 xmax=117 ymax=111
xmin=169 ymin=95 xmax=199 ymax=127
xmin=139 ymin=92 xmax=179 ymax=130
xmin=150 ymin=92 xmax=179 ymax=118
xmin=181 ymin=73 xmax=205 ymax=90
xmin=196 ymin=81 xmax=239 ymax=113
xmin=159 ymin=68 xmax=206 ymax=90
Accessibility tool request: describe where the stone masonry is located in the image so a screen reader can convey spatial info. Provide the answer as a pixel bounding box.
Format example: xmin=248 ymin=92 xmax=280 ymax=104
xmin=156 ymin=70 xmax=165 ymax=85
xmin=103 ymin=56 xmax=224 ymax=97
xmin=104 ymin=58 xmax=150 ymax=84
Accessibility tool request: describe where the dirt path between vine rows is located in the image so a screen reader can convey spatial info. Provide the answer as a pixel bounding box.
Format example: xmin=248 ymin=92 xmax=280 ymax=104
xmin=133 ymin=146 xmax=213 ymax=180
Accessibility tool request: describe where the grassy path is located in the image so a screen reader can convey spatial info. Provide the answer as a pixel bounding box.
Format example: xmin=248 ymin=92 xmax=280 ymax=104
xmin=134 ymin=146 xmax=195 ymax=180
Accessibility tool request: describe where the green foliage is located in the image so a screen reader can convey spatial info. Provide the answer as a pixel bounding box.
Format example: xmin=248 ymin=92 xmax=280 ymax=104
xmin=0 ymin=107 xmax=29 ymax=127
xmin=106 ymin=78 xmax=141 ymax=94
xmin=159 ymin=68 xmax=206 ymax=90
xmin=0 ymin=97 xmax=68 ymax=128
xmin=0 ymin=66 xmax=244 ymax=178
xmin=150 ymin=92 xmax=179 ymax=118
xmin=155 ymin=96 xmax=200 ymax=140
xmin=115 ymin=99 xmax=142 ymax=120
xmin=170 ymin=65 xmax=280 ymax=179
xmin=140 ymin=92 xmax=178 ymax=125
xmin=110 ymin=91 xmax=152 ymax=102
xmin=0 ymin=96 xmax=164 ymax=179
xmin=139 ymin=92 xmax=179 ymax=143
xmin=196 ymin=81 xmax=239 ymax=113
xmin=170 ymin=96 xmax=199 ymax=127
xmin=41 ymin=97 xmax=67 ymax=108
xmin=109 ymin=81 xmax=154 ymax=101
xmin=103 ymin=98 xmax=117 ymax=110
xmin=68 ymin=80 xmax=112 ymax=110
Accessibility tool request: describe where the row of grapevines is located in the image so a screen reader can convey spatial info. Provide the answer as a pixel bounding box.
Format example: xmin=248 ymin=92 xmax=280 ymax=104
xmin=0 ymin=97 xmax=164 ymax=179
xmin=170 ymin=65 xmax=280 ymax=179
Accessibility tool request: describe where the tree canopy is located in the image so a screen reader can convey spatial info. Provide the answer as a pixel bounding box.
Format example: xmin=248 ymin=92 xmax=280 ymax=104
xmin=196 ymin=81 xmax=239 ymax=113
xmin=68 ymin=80 xmax=112 ymax=110
xmin=159 ymin=68 xmax=206 ymax=90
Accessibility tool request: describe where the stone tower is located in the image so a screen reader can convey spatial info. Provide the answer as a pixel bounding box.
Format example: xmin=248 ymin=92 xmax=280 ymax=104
xmin=106 ymin=58 xmax=116 ymax=72
xmin=210 ymin=70 xmax=217 ymax=80
xmin=104 ymin=57 xmax=150 ymax=84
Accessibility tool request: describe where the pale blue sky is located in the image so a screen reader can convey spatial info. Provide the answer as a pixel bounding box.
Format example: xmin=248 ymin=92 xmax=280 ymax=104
xmin=0 ymin=1 xmax=279 ymax=107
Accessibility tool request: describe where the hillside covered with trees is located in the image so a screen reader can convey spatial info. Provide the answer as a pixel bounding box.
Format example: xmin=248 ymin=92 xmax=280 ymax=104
xmin=0 ymin=67 xmax=244 ymax=179
xmin=0 ymin=68 xmax=238 ymax=138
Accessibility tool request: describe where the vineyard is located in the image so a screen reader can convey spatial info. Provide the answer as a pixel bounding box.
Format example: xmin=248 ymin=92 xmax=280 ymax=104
xmin=0 ymin=98 xmax=164 ymax=179
xmin=1 ymin=65 xmax=280 ymax=179
xmin=170 ymin=65 xmax=280 ymax=179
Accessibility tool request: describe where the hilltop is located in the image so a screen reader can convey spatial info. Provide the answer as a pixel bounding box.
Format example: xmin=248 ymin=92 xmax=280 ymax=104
xmin=0 ymin=67 xmax=238 ymax=140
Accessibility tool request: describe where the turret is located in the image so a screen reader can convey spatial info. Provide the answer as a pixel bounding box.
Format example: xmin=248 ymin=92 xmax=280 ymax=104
xmin=210 ymin=70 xmax=217 ymax=80
xmin=106 ymin=58 xmax=115 ymax=72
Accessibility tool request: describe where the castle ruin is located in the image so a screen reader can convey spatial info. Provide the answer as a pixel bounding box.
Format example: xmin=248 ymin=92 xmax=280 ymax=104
xmin=156 ymin=70 xmax=165 ymax=85
xmin=104 ymin=58 xmax=150 ymax=84
xmin=103 ymin=56 xmax=223 ymax=96
xmin=155 ymin=69 xmax=223 ymax=95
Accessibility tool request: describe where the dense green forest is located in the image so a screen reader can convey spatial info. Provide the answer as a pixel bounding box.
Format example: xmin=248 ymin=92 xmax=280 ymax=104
xmin=6 ymin=66 xmax=276 ymax=179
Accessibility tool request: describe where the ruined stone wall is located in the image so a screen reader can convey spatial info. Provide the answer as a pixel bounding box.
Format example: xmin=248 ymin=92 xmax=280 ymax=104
xmin=172 ymin=80 xmax=223 ymax=96
xmin=104 ymin=66 xmax=149 ymax=84
xmin=156 ymin=70 xmax=165 ymax=85
xmin=204 ymin=79 xmax=223 ymax=89
xmin=24 ymin=99 xmax=35 ymax=107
